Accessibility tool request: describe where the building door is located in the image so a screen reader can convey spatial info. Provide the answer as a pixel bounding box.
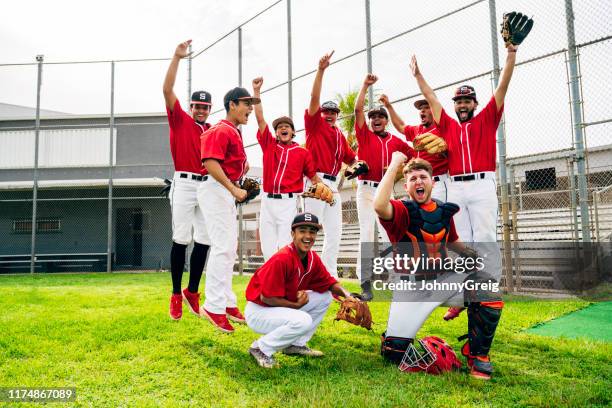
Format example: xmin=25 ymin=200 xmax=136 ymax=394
xmin=116 ymin=208 xmax=144 ymax=267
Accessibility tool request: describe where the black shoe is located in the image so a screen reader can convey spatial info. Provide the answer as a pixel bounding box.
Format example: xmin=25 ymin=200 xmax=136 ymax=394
xmin=360 ymin=280 xmax=373 ymax=301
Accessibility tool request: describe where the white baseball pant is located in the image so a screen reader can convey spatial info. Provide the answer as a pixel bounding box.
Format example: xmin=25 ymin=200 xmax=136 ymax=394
xmin=197 ymin=179 xmax=238 ymax=314
xmin=446 ymin=172 xmax=502 ymax=304
xmin=431 ymin=174 xmax=449 ymax=202
xmin=356 ymin=182 xmax=391 ymax=281
xmin=303 ymin=175 xmax=342 ymax=278
xmin=169 ymin=172 xmax=210 ymax=245
xmin=259 ymin=195 xmax=298 ymax=261
xmin=245 ymin=291 xmax=333 ymax=357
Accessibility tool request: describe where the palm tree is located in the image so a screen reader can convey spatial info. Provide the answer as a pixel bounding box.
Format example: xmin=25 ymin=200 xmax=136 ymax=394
xmin=336 ymin=88 xmax=367 ymax=151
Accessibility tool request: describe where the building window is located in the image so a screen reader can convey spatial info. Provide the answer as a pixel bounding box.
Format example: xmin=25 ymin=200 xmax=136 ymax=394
xmin=525 ymin=167 xmax=557 ymax=191
xmin=12 ymin=218 xmax=61 ymax=234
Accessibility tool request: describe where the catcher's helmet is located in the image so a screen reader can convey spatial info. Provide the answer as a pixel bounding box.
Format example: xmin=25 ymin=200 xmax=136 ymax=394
xmin=398 ymin=336 xmax=462 ymax=374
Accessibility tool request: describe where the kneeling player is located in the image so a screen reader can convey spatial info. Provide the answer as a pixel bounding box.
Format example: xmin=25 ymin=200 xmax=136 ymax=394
xmin=374 ymin=153 xmax=503 ymax=380
xmin=244 ymin=212 xmax=354 ymax=368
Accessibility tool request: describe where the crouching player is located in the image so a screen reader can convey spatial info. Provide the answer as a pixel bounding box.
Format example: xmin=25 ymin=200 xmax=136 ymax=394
xmin=244 ymin=212 xmax=355 ymax=368
xmin=374 ymin=152 xmax=503 ymax=380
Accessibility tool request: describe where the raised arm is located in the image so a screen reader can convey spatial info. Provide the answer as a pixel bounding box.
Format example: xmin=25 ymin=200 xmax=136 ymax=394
xmin=308 ymin=51 xmax=334 ymax=116
xmin=379 ymin=94 xmax=405 ymax=134
xmin=355 ymin=74 xmax=377 ymax=128
xmin=494 ymin=44 xmax=518 ymax=111
xmin=374 ymin=151 xmax=407 ymax=221
xmin=410 ymin=55 xmax=442 ymax=124
xmin=252 ymin=77 xmax=266 ymax=133
xmin=163 ymin=40 xmax=191 ymax=110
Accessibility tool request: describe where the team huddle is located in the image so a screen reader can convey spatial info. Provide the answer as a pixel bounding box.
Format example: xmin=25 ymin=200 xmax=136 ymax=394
xmin=162 ymin=12 xmax=533 ymax=380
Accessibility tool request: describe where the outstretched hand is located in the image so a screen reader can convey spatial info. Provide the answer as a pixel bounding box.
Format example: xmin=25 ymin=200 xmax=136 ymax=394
xmin=409 ymin=55 xmax=420 ymax=77
xmin=174 ymin=40 xmax=192 ymax=59
xmin=318 ymin=50 xmax=335 ymax=71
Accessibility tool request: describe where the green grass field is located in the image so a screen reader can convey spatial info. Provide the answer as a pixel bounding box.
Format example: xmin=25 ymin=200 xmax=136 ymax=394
xmin=0 ymin=273 xmax=610 ymax=407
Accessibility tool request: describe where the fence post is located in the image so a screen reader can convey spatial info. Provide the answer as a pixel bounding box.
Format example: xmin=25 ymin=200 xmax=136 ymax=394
xmin=564 ymin=0 xmax=591 ymax=242
xmin=30 ymin=55 xmax=44 ymax=274
xmin=488 ymin=0 xmax=513 ymax=292
xmin=238 ymin=26 xmax=244 ymax=276
xmin=508 ymin=165 xmax=521 ymax=291
xmin=567 ymin=158 xmax=580 ymax=242
xmin=365 ymin=0 xmax=373 ymax=108
xmin=286 ymin=0 xmax=293 ymax=117
xmin=106 ymin=61 xmax=115 ymax=273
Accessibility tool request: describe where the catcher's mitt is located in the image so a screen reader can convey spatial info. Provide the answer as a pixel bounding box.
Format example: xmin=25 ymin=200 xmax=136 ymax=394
xmin=236 ymin=177 xmax=260 ymax=204
xmin=414 ymin=132 xmax=447 ymax=155
xmin=500 ymin=11 xmax=533 ymax=47
xmin=303 ymin=182 xmax=335 ymax=206
xmin=160 ymin=179 xmax=172 ymax=198
xmin=335 ymin=295 xmax=373 ymax=330
xmin=344 ymin=160 xmax=369 ymax=180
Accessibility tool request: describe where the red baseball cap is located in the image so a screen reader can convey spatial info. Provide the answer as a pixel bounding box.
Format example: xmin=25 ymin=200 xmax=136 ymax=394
xmin=452 ymin=85 xmax=478 ymax=102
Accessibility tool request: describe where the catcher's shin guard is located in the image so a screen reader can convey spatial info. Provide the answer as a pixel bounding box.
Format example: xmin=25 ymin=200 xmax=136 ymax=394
xmin=381 ymin=332 xmax=413 ymax=364
xmin=464 ymin=301 xmax=503 ymax=358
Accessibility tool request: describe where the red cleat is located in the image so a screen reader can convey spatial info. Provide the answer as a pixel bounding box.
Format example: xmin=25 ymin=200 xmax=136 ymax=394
xmin=443 ymin=306 xmax=466 ymax=321
xmin=182 ymin=288 xmax=201 ymax=317
xmin=226 ymin=307 xmax=246 ymax=324
xmin=169 ymin=294 xmax=183 ymax=320
xmin=470 ymin=356 xmax=493 ymax=380
xmin=201 ymin=308 xmax=235 ymax=333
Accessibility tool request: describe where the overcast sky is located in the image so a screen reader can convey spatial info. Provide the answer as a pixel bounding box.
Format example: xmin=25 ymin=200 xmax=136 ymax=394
xmin=1 ymin=0 xmax=610 ymax=167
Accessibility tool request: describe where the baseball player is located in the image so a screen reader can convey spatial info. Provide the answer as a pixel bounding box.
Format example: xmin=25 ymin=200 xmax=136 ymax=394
xmin=380 ymin=94 xmax=449 ymax=201
xmin=197 ymin=86 xmax=260 ymax=333
xmin=375 ymin=153 xmax=503 ymax=380
xmin=163 ymin=39 xmax=212 ymax=321
xmin=304 ymin=51 xmax=357 ymax=277
xmin=245 ymin=212 xmax=355 ymax=368
xmin=409 ymin=39 xmax=518 ymax=319
xmin=353 ymin=74 xmax=413 ymax=300
xmin=252 ymin=77 xmax=323 ymax=260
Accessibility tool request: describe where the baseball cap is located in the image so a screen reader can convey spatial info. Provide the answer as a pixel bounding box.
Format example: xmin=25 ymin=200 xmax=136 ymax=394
xmin=291 ymin=212 xmax=322 ymax=231
xmin=272 ymin=116 xmax=295 ymax=131
xmin=191 ymin=91 xmax=212 ymax=106
xmin=452 ymin=85 xmax=478 ymax=102
xmin=413 ymin=99 xmax=429 ymax=109
xmin=367 ymin=106 xmax=388 ymax=119
xmin=223 ymin=87 xmax=261 ymax=108
xmin=321 ymin=100 xmax=340 ymax=113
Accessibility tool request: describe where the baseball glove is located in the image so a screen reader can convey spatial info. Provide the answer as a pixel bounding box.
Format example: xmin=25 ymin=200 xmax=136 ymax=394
xmin=303 ymin=182 xmax=335 ymax=206
xmin=414 ymin=132 xmax=447 ymax=155
xmin=344 ymin=160 xmax=369 ymax=180
xmin=236 ymin=177 xmax=260 ymax=204
xmin=335 ymin=295 xmax=373 ymax=330
xmin=160 ymin=179 xmax=172 ymax=198
xmin=500 ymin=11 xmax=534 ymax=47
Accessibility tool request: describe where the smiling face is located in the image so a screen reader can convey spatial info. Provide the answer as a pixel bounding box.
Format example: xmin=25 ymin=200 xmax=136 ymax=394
xmin=229 ymin=100 xmax=253 ymax=125
xmin=454 ymin=97 xmax=478 ymax=123
xmin=418 ymin=105 xmax=433 ymax=127
xmin=369 ymin=113 xmax=388 ymax=135
xmin=404 ymin=168 xmax=434 ymax=204
xmin=190 ymin=104 xmax=211 ymax=124
xmin=292 ymin=225 xmax=318 ymax=254
xmin=321 ymin=109 xmax=338 ymax=126
xmin=275 ymin=123 xmax=294 ymax=144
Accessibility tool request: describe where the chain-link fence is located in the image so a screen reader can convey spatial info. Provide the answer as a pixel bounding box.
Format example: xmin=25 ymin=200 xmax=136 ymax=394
xmin=1 ymin=0 xmax=610 ymax=293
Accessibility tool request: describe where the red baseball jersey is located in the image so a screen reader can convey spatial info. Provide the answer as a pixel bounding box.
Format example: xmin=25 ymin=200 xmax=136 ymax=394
xmin=403 ymin=124 xmax=448 ymax=177
xmin=166 ymin=99 xmax=210 ymax=175
xmin=436 ymin=96 xmax=503 ymax=175
xmin=355 ymin=122 xmax=413 ymax=182
xmin=257 ymin=125 xmax=316 ymax=194
xmin=380 ymin=199 xmax=459 ymax=244
xmin=200 ymin=120 xmax=247 ymax=182
xmin=246 ymin=243 xmax=338 ymax=307
xmin=304 ymin=108 xmax=356 ymax=176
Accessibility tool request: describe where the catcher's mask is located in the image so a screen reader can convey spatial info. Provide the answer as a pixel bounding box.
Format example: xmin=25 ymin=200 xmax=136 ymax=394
xmin=399 ymin=336 xmax=462 ymax=375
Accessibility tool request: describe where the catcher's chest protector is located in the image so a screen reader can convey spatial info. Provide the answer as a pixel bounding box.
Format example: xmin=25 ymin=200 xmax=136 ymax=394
xmin=400 ymin=199 xmax=459 ymax=259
